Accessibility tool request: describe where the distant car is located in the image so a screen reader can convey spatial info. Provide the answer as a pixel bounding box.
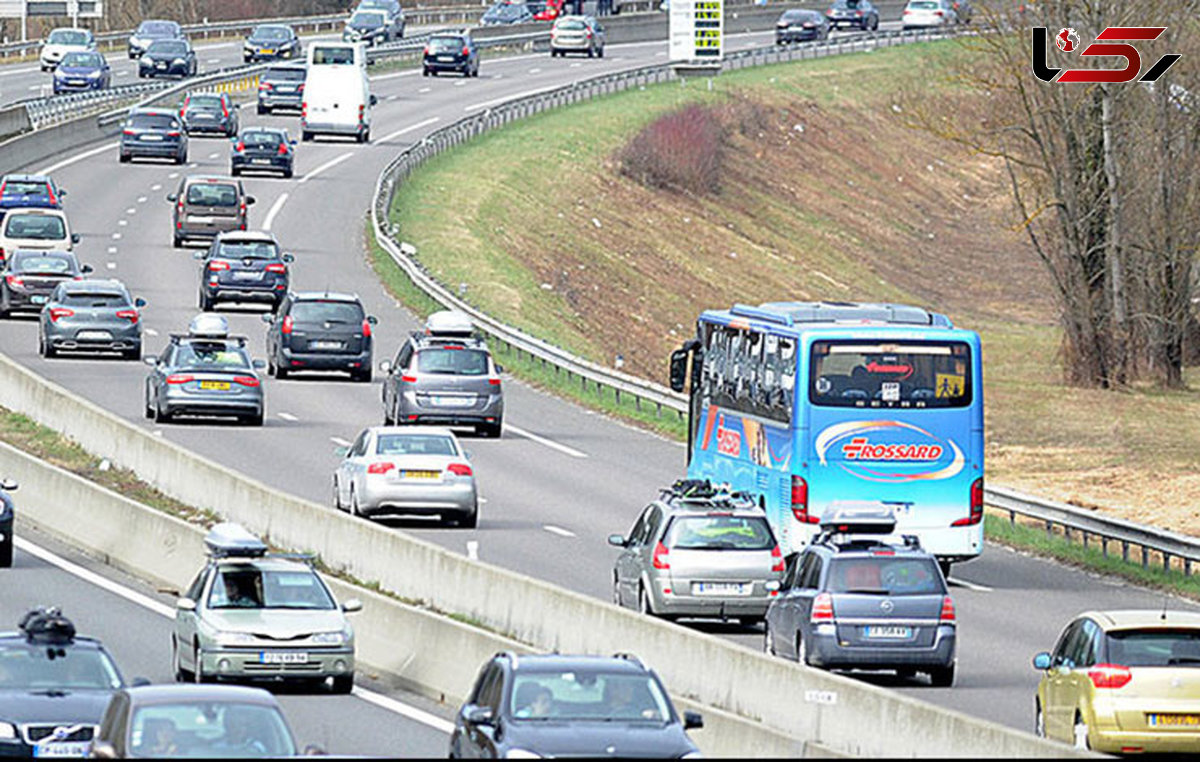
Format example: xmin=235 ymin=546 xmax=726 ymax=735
xmin=52 ymin=51 xmax=111 ymax=93
xmin=776 ymin=9 xmax=830 ymax=44
xmin=550 ymin=15 xmax=606 ymax=58
xmin=139 ymin=39 xmax=197 ymax=79
xmin=610 ymin=479 xmax=785 ymax=624
xmin=343 ymin=9 xmax=393 ymax=46
xmin=764 ymin=503 xmax=958 ymax=686
xmin=355 ymin=0 xmax=407 ymax=39
xmin=334 ymin=425 xmax=479 ymax=526
xmin=39 ymin=27 xmax=95 ymax=72
xmin=1033 ymin=609 xmax=1200 ymax=753
xmin=128 ymin=19 xmax=184 ymax=59
xmin=902 ymin=0 xmax=957 ymax=28
xmin=168 ymin=175 xmax=255 ymax=248
xmin=0 ymin=174 xmax=65 ymax=225
xmin=93 ymin=684 xmax=305 ymax=758
xmin=119 ymin=108 xmax=188 ymax=165
xmin=422 ymin=33 xmax=480 ymax=78
xmin=39 ymin=278 xmax=145 ymax=360
xmin=256 ymin=64 xmax=307 ymax=115
xmin=143 ymin=314 xmax=266 ymax=425
xmin=230 ymin=127 xmax=295 ymax=179
xmin=451 ymin=652 xmax=703 ymax=758
xmin=0 ymin=208 xmax=78 ymax=269
xmin=243 ymin=23 xmax=301 ymax=62
xmin=195 ymin=230 xmax=292 ymax=311
xmin=825 ymin=0 xmax=880 ymax=30
xmin=263 ymin=291 xmax=377 ymax=381
xmin=0 ymin=249 xmax=91 ymax=317
xmin=180 ymin=91 xmax=239 ymax=137
xmin=481 ymin=1 xmax=535 ymax=25
xmin=0 ymin=477 xmax=14 ymax=567
xmin=379 ymin=310 xmax=504 ymax=436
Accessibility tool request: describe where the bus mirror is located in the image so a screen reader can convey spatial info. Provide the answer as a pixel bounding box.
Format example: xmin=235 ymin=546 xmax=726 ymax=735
xmin=668 ymin=348 xmax=689 ymax=393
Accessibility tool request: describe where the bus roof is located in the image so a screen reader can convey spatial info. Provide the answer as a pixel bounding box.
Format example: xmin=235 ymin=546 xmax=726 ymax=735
xmin=700 ymin=301 xmax=954 ymax=332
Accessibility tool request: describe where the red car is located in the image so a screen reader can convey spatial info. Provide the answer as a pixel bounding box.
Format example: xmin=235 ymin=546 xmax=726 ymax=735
xmin=534 ymin=0 xmax=563 ymax=21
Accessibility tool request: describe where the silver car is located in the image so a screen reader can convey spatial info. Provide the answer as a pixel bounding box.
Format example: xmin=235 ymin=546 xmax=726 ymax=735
xmin=333 ymin=426 xmax=479 ymax=528
xmin=38 ymin=278 xmax=145 ymax=359
xmin=550 ymin=16 xmax=606 ymax=58
xmin=902 ymin=0 xmax=957 ymax=28
xmin=609 ymin=480 xmax=785 ymax=624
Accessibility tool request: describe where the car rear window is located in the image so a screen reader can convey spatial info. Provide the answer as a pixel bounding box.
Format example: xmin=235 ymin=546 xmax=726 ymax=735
xmin=907 ymin=0 xmax=938 ymax=8
xmin=1106 ymin=629 xmax=1200 ymax=667
xmin=48 ymin=30 xmax=88 ymax=45
xmin=375 ymin=434 xmax=457 ymax=456
xmin=253 ymin=26 xmax=290 ymax=40
xmin=174 ymin=341 xmax=252 ymax=370
xmin=827 ymin=557 xmax=944 ymax=595
xmin=311 ymin=45 xmax=355 ymax=65
xmin=138 ymin=21 xmax=177 ymax=35
xmin=266 ymin=67 xmax=306 ymax=81
xmin=13 ymin=253 xmax=73 ymax=273
xmin=241 ymin=131 xmax=283 ymax=148
xmin=416 ymin=348 xmax=489 ymax=376
xmin=216 ymin=239 xmax=278 ymax=259
xmin=187 ymin=95 xmax=222 ymax=108
xmin=4 ymin=214 xmax=65 ymax=240
xmin=129 ymin=114 xmax=178 ymax=130
xmin=663 ymin=515 xmax=774 ymax=550
xmin=61 ymin=291 xmax=127 ymax=307
xmin=289 ymin=300 xmax=364 ymax=323
xmin=429 ymin=36 xmax=465 ymax=52
xmin=1 ymin=180 xmax=48 ymax=196
xmin=557 ymin=20 xmax=587 ymax=30
xmin=61 ymin=52 xmax=101 ymax=67
xmin=186 ymin=183 xmax=239 ymax=207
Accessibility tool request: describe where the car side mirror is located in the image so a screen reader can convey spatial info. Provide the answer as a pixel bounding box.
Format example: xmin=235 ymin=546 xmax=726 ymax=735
xmin=378 ymin=360 xmax=392 ymax=373
xmin=134 ymin=297 xmax=147 ymax=308
xmin=90 ymin=741 xmax=117 ymax=760
xmin=71 ymin=233 xmax=80 ymax=244
xmin=369 ymin=93 xmax=378 ymax=107
xmin=58 ymin=189 xmax=67 ymax=198
xmin=302 ymin=744 xmax=326 ymax=756
xmin=252 ymin=359 xmax=266 ymax=370
xmin=0 ymin=479 xmax=17 ymax=491
xmin=1033 ymin=652 xmax=1052 ymax=671
xmin=143 ymin=356 xmax=158 ymax=366
xmin=494 ymin=364 xmax=505 ymax=374
xmin=192 ymin=251 xmax=206 ymax=260
xmin=166 ymin=193 xmax=178 ymax=202
xmin=131 ymin=676 xmax=152 ymax=687
xmin=463 ymin=704 xmax=494 ymax=726
xmin=80 ymin=264 xmax=93 ymax=274
xmin=683 ymin=711 xmax=704 ymax=730
xmin=607 ymin=534 xmax=627 ymax=548
xmin=176 ymin=598 xmax=197 ymax=612
xmin=342 ymin=598 xmax=363 ymax=613
xmin=261 ymin=313 xmax=274 ymax=324
xmin=245 ymin=196 xmax=256 ymax=205
xmin=333 ymin=445 xmax=349 ymax=457
xmin=282 ymin=253 xmax=295 ymax=263
xmin=366 ymin=315 xmax=378 ymax=325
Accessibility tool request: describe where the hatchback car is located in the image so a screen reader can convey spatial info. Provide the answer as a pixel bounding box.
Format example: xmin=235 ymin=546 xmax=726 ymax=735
xmin=195 ymin=230 xmax=292 ymax=311
xmin=40 ymin=27 xmax=95 ymax=71
xmin=139 ymin=39 xmax=197 ymax=78
xmin=343 ymin=9 xmax=393 ymax=46
xmin=610 ymin=479 xmax=784 ymax=624
xmin=128 ymin=19 xmax=184 ymax=59
xmin=1033 ymin=609 xmax=1200 ymax=753
xmin=776 ymin=9 xmax=830 ymax=43
xmin=0 ymin=249 xmax=91 ymax=317
xmin=264 ymin=291 xmax=376 ymax=381
xmin=825 ymin=0 xmax=880 ymax=30
xmin=231 ymin=127 xmax=295 ymax=178
xmin=0 ymin=477 xmax=13 ymax=568
xmin=256 ymin=64 xmax=306 ymax=114
xmin=243 ymin=24 xmax=301 ymax=62
xmin=423 ymin=33 xmax=480 ymax=77
xmin=168 ymin=175 xmax=255 ymax=248
xmin=119 ymin=108 xmax=188 ymax=165
xmin=52 ymin=51 xmax=111 ymax=93
xmin=0 ymin=174 xmax=65 ymax=224
xmin=379 ymin=310 xmax=504 ymax=436
xmin=902 ymin=0 xmax=957 ymax=28
xmin=0 ymin=208 xmax=78 ymax=268
xmin=334 ymin=425 xmax=479 ymax=527
xmin=451 ymin=652 xmax=702 ymax=758
xmin=764 ymin=503 xmax=958 ymax=685
xmin=355 ymin=0 xmax=406 ymax=39
xmin=180 ymin=91 xmax=239 ymax=137
xmin=480 ymin=1 xmax=535 ymax=25
xmin=39 ymin=278 xmax=145 ymax=359
xmin=550 ymin=15 xmax=605 ymax=58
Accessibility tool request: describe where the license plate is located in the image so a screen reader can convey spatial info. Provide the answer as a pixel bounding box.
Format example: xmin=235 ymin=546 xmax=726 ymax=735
xmin=278 ymin=85 xmax=295 ymax=92
xmin=33 ymin=742 xmax=91 ymax=758
xmin=251 ymin=158 xmax=273 ymax=165
xmin=438 ymin=55 xmax=455 ymax=61
xmin=140 ymin=134 xmax=163 ymax=141
xmin=188 ymin=215 xmax=214 ymax=223
xmin=864 ymin=626 xmax=913 ymax=639
xmin=67 ymin=79 xmax=85 ymax=85
xmin=262 ymin=49 xmax=275 ymax=54
xmin=400 ymin=470 xmax=439 ymax=480
xmin=199 ymin=380 xmax=230 ymax=391
xmin=156 ymin=62 xmax=167 ymax=68
xmin=692 ymin=582 xmax=749 ymax=596
xmin=260 ymin=651 xmax=307 ymax=664
xmin=31 ymin=295 xmax=48 ymax=304
xmin=431 ymin=396 xmax=473 ymax=407
xmin=76 ymin=330 xmax=111 ymax=340
xmin=233 ymin=270 xmax=262 ymax=280
xmin=310 ymin=340 xmax=343 ymax=350
xmin=193 ymin=113 xmax=213 ymax=119
xmin=1149 ymin=714 xmax=1200 ymax=727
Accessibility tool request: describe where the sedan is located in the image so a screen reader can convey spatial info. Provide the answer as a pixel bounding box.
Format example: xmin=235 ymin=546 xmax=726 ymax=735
xmin=128 ymin=19 xmax=184 ymax=59
xmin=550 ymin=16 xmax=605 ymax=58
xmin=481 ymin=1 xmax=535 ymax=25
xmin=255 ymin=64 xmax=306 ymax=114
xmin=0 ymin=174 xmax=66 ymax=221
xmin=195 ymin=230 xmax=292 ymax=311
xmin=0 ymin=249 xmax=91 ymax=317
xmin=333 ymin=426 xmax=479 ymax=527
xmin=826 ymin=0 xmax=880 ymax=30
xmin=230 ymin=127 xmax=295 ymax=178
xmin=902 ymin=0 xmax=957 ymax=28
xmin=139 ymin=39 xmax=197 ymax=78
xmin=40 ymin=27 xmax=95 ymax=71
xmin=52 ymin=51 xmax=111 ymax=93
xmin=243 ymin=23 xmax=301 ymax=62
xmin=39 ymin=278 xmax=145 ymax=359
xmin=119 ymin=108 xmax=188 ymax=164
xmin=181 ymin=91 xmax=239 ymax=137
xmin=776 ymin=9 xmax=830 ymax=44
xmin=144 ymin=317 xmax=265 ymax=425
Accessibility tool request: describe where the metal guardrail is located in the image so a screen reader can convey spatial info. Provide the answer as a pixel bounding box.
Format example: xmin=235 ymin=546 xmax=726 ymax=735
xmin=22 ymin=80 xmax=171 ymax=128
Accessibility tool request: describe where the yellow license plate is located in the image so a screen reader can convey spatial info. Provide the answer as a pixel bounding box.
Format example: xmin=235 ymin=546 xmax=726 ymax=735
xmin=1150 ymin=714 xmax=1200 ymax=726
xmin=262 ymin=49 xmax=275 ymax=54
xmin=200 ymin=381 xmax=231 ymax=391
xmin=401 ymin=470 xmax=439 ymax=480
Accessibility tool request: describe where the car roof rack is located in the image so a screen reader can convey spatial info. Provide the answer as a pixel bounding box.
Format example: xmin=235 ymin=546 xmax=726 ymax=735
xmin=204 ymin=523 xmax=268 ymax=559
xmin=19 ymin=607 xmax=76 ymax=646
xmin=169 ymin=333 xmax=248 ymax=347
xmin=612 ymin=652 xmax=644 ymax=668
xmin=814 ymin=502 xmax=901 ymax=546
xmin=659 ymin=478 xmax=758 ymax=508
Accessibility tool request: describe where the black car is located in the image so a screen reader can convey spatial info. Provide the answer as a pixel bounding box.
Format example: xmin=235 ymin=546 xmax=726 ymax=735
xmin=343 ymin=9 xmax=394 ymax=46
xmin=450 ymin=653 xmax=702 ymax=758
xmin=139 ymin=39 xmax=197 ymax=79
xmin=355 ymin=0 xmax=406 ymax=39
xmin=0 ymin=608 xmax=137 ymax=757
xmin=0 ymin=477 xmax=14 ymax=567
xmin=231 ymin=127 xmax=295 ymax=178
xmin=776 ymin=9 xmax=830 ymax=44
xmin=256 ymin=64 xmax=306 ymax=114
xmin=263 ymin=291 xmax=376 ymax=381
xmin=128 ymin=19 xmax=183 ymax=59
xmin=196 ymin=231 xmax=292 ymax=311
xmin=119 ymin=108 xmax=188 ymax=164
xmin=243 ymin=24 xmax=302 ymax=62
xmin=423 ymin=33 xmax=480 ymax=77
xmin=180 ymin=91 xmax=239 ymax=137
xmin=480 ymin=1 xmax=535 ymax=25
xmin=825 ymin=0 xmax=880 ymax=30
xmin=0 ymin=249 xmax=91 ymax=316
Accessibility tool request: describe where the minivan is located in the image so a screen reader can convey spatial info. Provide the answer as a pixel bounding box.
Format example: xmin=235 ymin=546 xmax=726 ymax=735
xmin=301 ymin=42 xmax=377 ymax=143
xmin=167 ymin=176 xmax=255 ymax=248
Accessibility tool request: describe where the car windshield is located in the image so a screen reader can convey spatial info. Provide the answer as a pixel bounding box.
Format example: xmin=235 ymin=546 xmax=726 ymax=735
xmin=240 ymin=131 xmax=283 ymax=148
xmin=375 ymin=434 xmax=457 ymax=456
xmin=429 ymin=36 xmax=465 ymax=52
xmin=782 ymin=10 xmax=808 ymax=20
xmin=4 ymin=214 xmax=65 ymax=240
xmin=1 ymin=180 xmax=48 ymax=196
xmin=664 ymin=515 xmax=774 ymax=551
xmin=129 ymin=114 xmax=178 ymax=130
xmin=266 ymin=67 xmax=305 ymax=81
xmin=173 ymin=341 xmax=252 ymax=371
xmin=828 ymin=556 xmax=944 ymax=595
xmin=809 ymin=340 xmax=972 ymax=408
xmin=61 ymin=52 xmax=102 ymax=67
xmin=186 ymin=184 xmax=239 ymax=207
xmin=557 ymin=19 xmax=587 ymax=29
xmin=0 ymin=644 xmax=122 ymax=691
xmin=908 ymin=0 xmax=938 ymax=8
xmin=187 ymin=95 xmax=223 ymax=109
xmin=289 ymin=300 xmax=363 ymax=324
xmin=252 ymin=26 xmax=290 ymax=40
xmin=1106 ymin=629 xmax=1200 ymax=667
xmin=416 ymin=348 xmax=489 ymax=376
xmin=207 ymin=565 xmax=336 ymax=610
xmin=148 ymin=40 xmax=187 ymax=55
xmin=216 ymin=240 xmax=279 ymax=259
xmin=13 ymin=253 xmax=74 ymax=273
xmin=60 ymin=291 xmax=127 ymax=308
xmin=360 ymin=0 xmax=395 ymax=9
xmin=350 ymin=12 xmax=384 ymax=26
xmin=311 ymin=45 xmax=355 ymax=64
xmin=48 ymin=30 xmax=88 ymax=45
xmin=510 ymin=672 xmax=671 ymax=723
xmin=129 ymin=702 xmax=296 ymax=758
xmin=138 ymin=22 xmax=178 ymax=36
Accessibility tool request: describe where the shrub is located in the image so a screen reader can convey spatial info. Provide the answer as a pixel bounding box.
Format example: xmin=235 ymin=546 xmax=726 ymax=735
xmin=617 ymin=104 xmax=725 ymax=195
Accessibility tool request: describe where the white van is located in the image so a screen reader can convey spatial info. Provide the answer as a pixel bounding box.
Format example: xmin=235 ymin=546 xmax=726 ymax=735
xmin=301 ymin=42 xmax=377 ymax=143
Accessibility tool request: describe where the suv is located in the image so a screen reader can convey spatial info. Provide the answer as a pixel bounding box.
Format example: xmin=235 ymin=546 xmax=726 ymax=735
xmin=119 ymin=108 xmax=188 ymax=165
xmin=167 ymin=175 xmax=255 ymax=248
xmin=256 ymin=64 xmax=306 ymax=114
xmin=355 ymin=0 xmax=406 ymax=39
xmin=194 ymin=231 xmax=292 ymax=312
xmin=450 ymin=652 xmax=702 ymax=758
xmin=379 ymin=310 xmax=504 ymax=436
xmin=264 ymin=291 xmax=377 ymax=381
xmin=764 ymin=503 xmax=958 ymax=685
xmin=0 ymin=477 xmax=14 ymax=567
xmin=609 ymin=479 xmax=785 ymax=624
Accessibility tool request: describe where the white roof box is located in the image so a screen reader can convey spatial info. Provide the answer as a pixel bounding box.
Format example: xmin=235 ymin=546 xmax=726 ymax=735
xmin=204 ymin=523 xmax=267 ymax=558
xmin=188 ymin=313 xmax=230 ymax=338
xmin=424 ymin=309 xmax=474 ymax=337
xmin=818 ymin=501 xmax=898 ymax=535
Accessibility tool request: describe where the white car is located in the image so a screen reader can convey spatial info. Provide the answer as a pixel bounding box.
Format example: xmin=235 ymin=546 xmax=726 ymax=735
xmin=902 ymin=0 xmax=957 ymax=29
xmin=0 ymin=209 xmax=78 ymax=267
xmin=40 ymin=27 xmax=96 ymax=71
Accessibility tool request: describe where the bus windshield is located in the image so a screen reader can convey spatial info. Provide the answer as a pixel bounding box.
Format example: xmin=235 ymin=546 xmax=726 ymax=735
xmin=809 ymin=340 xmax=971 ymax=408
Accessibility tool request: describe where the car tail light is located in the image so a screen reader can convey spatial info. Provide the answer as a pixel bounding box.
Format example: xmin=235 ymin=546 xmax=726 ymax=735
xmin=934 ymin=9 xmax=944 ymax=15
xmin=5 ymin=275 xmax=23 ymax=288
xmin=940 ymin=596 xmax=956 ymax=623
xmin=651 ymin=541 xmax=669 ymax=570
xmin=1088 ymin=664 xmax=1132 ymax=690
xmin=49 ymin=307 xmax=74 ymax=322
xmin=358 ymin=319 xmax=371 ymax=338
xmin=208 ymin=261 xmax=230 ymax=271
xmin=401 ymin=374 xmax=417 ymax=383
xmin=423 ymin=45 xmax=430 ymax=55
xmin=904 ymin=8 xmax=912 ymax=13
xmin=586 ymin=29 xmax=593 ymax=38
xmin=871 ymin=549 xmax=896 ymax=556
xmin=233 ymin=376 xmax=260 ymax=387
xmin=281 ymin=315 xmax=294 ymax=335
xmin=462 ymin=45 xmax=470 ymax=56
xmin=179 ymin=105 xmax=186 ymax=118
xmin=167 ymin=130 xmax=181 ymax=137
xmin=297 ymin=83 xmax=304 ymax=93
xmin=447 ymin=463 xmax=473 ymax=477
xmin=488 ymin=377 xmax=501 ymax=387
xmin=791 ymin=475 xmax=817 ymax=524
xmin=46 ymin=184 xmax=57 ymax=205
xmin=826 ymin=8 xmax=834 ymax=14
xmin=115 ymin=309 xmax=139 ymax=324
xmin=221 ymin=101 xmax=229 ymax=118
xmin=811 ymin=592 xmax=834 ymax=623
xmin=265 ymin=263 xmax=286 ymax=273
xmin=855 ymin=10 xmax=863 ymax=16
xmin=234 ymin=141 xmax=245 ymax=152
xmin=952 ymin=477 xmax=984 ymax=527
xmin=123 ymin=129 xmax=136 ymax=135
xmin=277 ymin=142 xmax=288 ymax=155
xmin=770 ymin=544 xmax=784 ymax=573
xmin=259 ymin=81 xmax=272 ymax=91
xmin=367 ymin=462 xmax=395 ymax=474
xmin=165 ymin=374 xmax=194 ymax=384
xmin=301 ymin=101 xmax=307 ymax=117
xmin=358 ymin=104 xmax=365 ymax=125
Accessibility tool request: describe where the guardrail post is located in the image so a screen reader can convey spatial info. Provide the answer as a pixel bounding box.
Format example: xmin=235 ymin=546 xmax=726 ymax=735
xmin=1122 ymin=541 xmax=1130 ymax=562
xmin=1164 ymin=552 xmax=1171 ymax=573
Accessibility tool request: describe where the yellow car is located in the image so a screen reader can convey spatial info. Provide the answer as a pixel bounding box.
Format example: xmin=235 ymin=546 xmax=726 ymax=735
xmin=1033 ymin=610 xmax=1200 ymax=753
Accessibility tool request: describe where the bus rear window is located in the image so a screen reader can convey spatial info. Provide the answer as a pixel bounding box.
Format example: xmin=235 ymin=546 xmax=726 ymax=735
xmin=809 ymin=341 xmax=972 ymax=408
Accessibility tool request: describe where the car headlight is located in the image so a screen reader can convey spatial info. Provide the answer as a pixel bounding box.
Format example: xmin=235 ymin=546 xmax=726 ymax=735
xmin=505 ymin=751 xmax=541 ymax=760
xmin=87 ymin=70 xmax=101 ymax=78
xmin=215 ymin=631 xmax=255 ymax=646
xmin=311 ymin=630 xmax=349 ymax=646
xmin=53 ymin=68 xmax=66 ymax=78
xmin=173 ymin=57 xmax=186 ymax=65
xmin=0 ymin=722 xmax=16 ymax=740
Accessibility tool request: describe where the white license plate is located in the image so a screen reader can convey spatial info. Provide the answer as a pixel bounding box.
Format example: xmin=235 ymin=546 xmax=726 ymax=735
xmin=76 ymin=330 xmax=112 ymax=340
xmin=156 ymin=62 xmax=167 ymax=68
xmin=193 ymin=113 xmax=214 ymax=119
xmin=431 ymin=396 xmax=473 ymax=407
xmin=278 ymin=85 xmax=295 ymax=92
xmin=31 ymin=295 xmax=48 ymax=304
xmin=140 ymin=134 xmax=163 ymax=141
xmin=310 ymin=340 xmax=343 ymax=350
xmin=233 ymin=270 xmax=262 ymax=280
xmin=260 ymin=651 xmax=307 ymax=664
xmin=251 ymin=158 xmax=273 ymax=165
xmin=864 ymin=626 xmax=913 ymax=639
xmin=33 ymin=742 xmax=91 ymax=758
xmin=188 ymin=215 xmax=214 ymax=223
xmin=692 ymin=582 xmax=749 ymax=596
xmin=438 ymin=55 xmax=455 ymax=61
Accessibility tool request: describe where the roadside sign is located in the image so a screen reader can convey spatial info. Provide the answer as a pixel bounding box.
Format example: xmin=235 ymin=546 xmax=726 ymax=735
xmin=669 ymin=0 xmax=723 ymax=68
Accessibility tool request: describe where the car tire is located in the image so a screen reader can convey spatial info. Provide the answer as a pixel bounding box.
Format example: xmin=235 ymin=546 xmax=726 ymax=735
xmin=1073 ymin=712 xmax=1090 ymax=750
xmin=193 ymin=646 xmax=212 ymax=683
xmin=929 ymin=663 xmax=955 ymax=688
xmin=231 ymin=167 xmax=240 ymax=177
xmin=471 ymin=65 xmax=479 ymax=78
xmin=382 ymin=402 xmax=395 ymax=426
xmin=797 ymin=633 xmax=810 ymax=666
xmin=422 ymin=67 xmax=430 ymax=77
xmin=302 ymin=130 xmax=312 ymax=142
xmin=199 ymin=291 xmax=214 ymax=312
xmin=938 ymin=559 xmax=952 ymax=580
xmin=362 ymin=128 xmax=370 ymax=144
xmin=40 ymin=333 xmax=56 ymax=358
xmin=598 ymin=46 xmax=605 ymax=58
xmin=173 ymin=235 xmax=183 ymax=248
xmin=430 ymin=69 xmax=437 ymax=77
xmin=123 ymin=347 xmax=141 ymax=362
xmin=1035 ymin=701 xmax=1045 ymax=738
xmin=349 ymin=487 xmax=364 ymax=518
xmin=478 ymin=419 xmax=502 ymax=438
xmin=457 ymin=503 xmax=479 ymax=529
xmin=638 ymin=584 xmax=655 ymax=618
xmin=244 ymin=412 xmax=264 ymax=427
xmin=172 ymin=640 xmax=194 ymax=682
xmin=0 ymin=538 xmax=12 ymax=569
xmin=587 ymin=46 xmax=594 ymax=58
xmin=283 ymin=168 xmax=293 ymax=179
xmin=332 ymin=477 xmax=344 ymax=511
xmin=764 ymin=621 xmax=775 ymax=655
xmin=612 ymin=576 xmax=622 ymax=607
xmin=352 ymin=368 xmax=372 ymax=383
xmin=331 ymin=674 xmax=354 ymax=694
xmin=174 ymin=153 xmax=185 ymax=166
xmin=154 ymin=398 xmax=171 ymax=424
xmin=119 ymin=151 xmax=130 ymax=163
xmin=274 ymin=362 xmax=289 ymax=379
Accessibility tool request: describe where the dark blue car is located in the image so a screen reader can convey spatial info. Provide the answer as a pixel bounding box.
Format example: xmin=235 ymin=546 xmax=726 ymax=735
xmin=0 ymin=174 xmax=65 ymax=224
xmin=52 ymin=50 xmax=111 ymax=93
xmin=0 ymin=477 xmax=14 ymax=567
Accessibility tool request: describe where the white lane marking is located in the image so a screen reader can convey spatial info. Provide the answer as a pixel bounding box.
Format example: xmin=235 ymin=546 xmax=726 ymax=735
xmin=949 ymin=577 xmax=994 ymax=593
xmin=504 ymin=424 xmax=587 ymax=459
xmin=118 ymin=220 xmax=128 ymax=226
xmin=17 ymin=536 xmax=452 ymax=734
xmin=137 ymin=196 xmax=148 ymax=203
xmin=277 ymin=412 xmax=298 ymax=421
xmin=116 ymin=70 xmax=128 ymax=77
xmin=372 ymin=69 xmax=420 ymax=81
xmin=27 ymin=85 xmax=42 ymax=91
xmin=38 ymin=141 xmax=119 ymax=174
xmin=386 ymin=94 xmax=398 ymax=101
xmin=168 ymin=173 xmax=179 ymax=179
xmin=378 ymin=116 xmax=440 ymax=144
xmin=298 ymin=152 xmax=352 ymax=184
xmin=478 ymin=497 xmax=488 ymax=505
xmin=126 ymin=208 xmax=136 ymax=214
xmin=543 ymin=525 xmax=576 ymax=538
xmin=206 ymin=58 xmax=221 ymax=64
xmin=465 ymin=85 xmax=560 ymax=112
xmin=106 ymin=262 xmax=117 ymax=270
xmin=145 ymin=328 xmax=159 ymax=336
xmin=330 ymin=436 xmax=351 ymax=447
xmin=262 ymin=192 xmax=289 ymax=231
xmin=207 ymin=152 xmax=219 ymax=159
xmin=151 ymin=184 xmax=163 ymax=191
xmin=418 ymin=87 xmax=431 ymax=93
xmin=528 ymin=67 xmax=541 ymax=74
xmin=466 ymin=541 xmax=479 ymax=561
xmin=454 ymin=80 xmax=466 ymax=87
xmin=187 ymin=163 xmax=198 ymax=168
xmin=111 ymin=233 xmax=121 ymax=240
xmin=0 ymin=65 xmax=39 ymax=77
xmin=570 ymin=62 xmax=581 ymax=68
xmin=106 ymin=246 xmax=117 ymax=254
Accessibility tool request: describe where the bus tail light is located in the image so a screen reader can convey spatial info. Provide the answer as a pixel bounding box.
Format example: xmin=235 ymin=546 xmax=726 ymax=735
xmin=811 ymin=592 xmax=834 ymax=623
xmin=791 ymin=475 xmax=817 ymax=524
xmin=951 ymin=477 xmax=984 ymax=527
xmin=651 ymin=542 xmax=670 ymax=570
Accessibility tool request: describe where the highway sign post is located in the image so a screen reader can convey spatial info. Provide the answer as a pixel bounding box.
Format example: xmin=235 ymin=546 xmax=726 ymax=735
xmin=0 ymin=0 xmax=103 ymax=41
xmin=669 ymin=0 xmax=723 ymax=77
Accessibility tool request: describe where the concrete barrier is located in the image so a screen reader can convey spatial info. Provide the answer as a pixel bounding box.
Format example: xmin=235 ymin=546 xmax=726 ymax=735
xmin=0 ymin=103 xmax=31 ymax=143
xmin=0 ymin=109 xmax=121 ymax=177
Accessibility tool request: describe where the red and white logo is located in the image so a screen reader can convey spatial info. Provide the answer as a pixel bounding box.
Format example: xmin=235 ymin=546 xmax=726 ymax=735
xmin=716 ymin=423 xmax=741 ymax=458
xmin=1056 ymin=27 xmax=1079 ymax=52
xmin=841 ymin=438 xmax=943 ymax=462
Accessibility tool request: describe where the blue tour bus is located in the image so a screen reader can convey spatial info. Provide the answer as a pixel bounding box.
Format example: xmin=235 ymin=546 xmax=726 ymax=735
xmin=669 ymin=301 xmax=984 ymax=572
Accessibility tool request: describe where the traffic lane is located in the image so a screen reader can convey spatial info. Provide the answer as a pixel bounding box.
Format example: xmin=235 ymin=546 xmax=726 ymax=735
xmin=2 ymin=523 xmax=453 ymax=757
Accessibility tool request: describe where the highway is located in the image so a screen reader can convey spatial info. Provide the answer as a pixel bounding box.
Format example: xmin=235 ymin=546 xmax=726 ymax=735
xmin=2 ymin=16 xmax=1196 ymax=753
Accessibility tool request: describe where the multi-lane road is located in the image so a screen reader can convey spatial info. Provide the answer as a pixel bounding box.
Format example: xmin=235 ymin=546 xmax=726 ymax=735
xmin=2 ymin=19 xmax=1196 ymax=755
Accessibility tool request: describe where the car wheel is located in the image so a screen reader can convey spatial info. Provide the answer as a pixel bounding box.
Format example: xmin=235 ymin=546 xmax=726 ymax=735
xmin=349 ymin=487 xmax=363 ymax=518
xmin=587 ymin=46 xmax=594 ymax=58
xmin=471 ymin=64 xmax=479 ymax=78
xmin=154 ymin=397 xmax=171 ymax=424
xmin=172 ymin=640 xmax=193 ymax=682
xmin=193 ymin=645 xmax=212 ymax=683
xmin=274 ymin=361 xmax=289 ymax=379
xmin=123 ymin=347 xmax=141 ymax=362
xmin=199 ymin=291 xmax=213 ymax=312
xmin=331 ymin=674 xmax=354 ymax=694
xmin=598 ymin=46 xmax=605 ymax=58
xmin=929 ymin=662 xmax=955 ymax=688
xmin=764 ymin=620 xmax=776 ymax=655
xmin=1072 ymin=713 xmax=1090 ymax=750
xmin=352 ymin=368 xmax=372 ymax=383
xmin=119 ymin=151 xmax=131 ymax=163
xmin=332 ymin=477 xmax=344 ymax=511
xmin=362 ymin=128 xmax=370 ymax=144
xmin=243 ymin=411 xmax=264 ymax=427
xmin=638 ymin=584 xmax=655 ymax=618
xmin=302 ymin=131 xmax=312 ymax=142
xmin=430 ymin=69 xmax=437 ymax=77
xmin=174 ymin=153 xmax=185 ymax=166
xmin=382 ymin=400 xmax=395 ymax=426
xmin=144 ymin=389 xmax=155 ymax=419
xmin=938 ymin=559 xmax=952 ymax=580
xmin=1035 ymin=701 xmax=1045 ymax=738
xmin=40 ymin=333 xmax=56 ymax=358
xmin=283 ymin=168 xmax=293 ymax=179
xmin=797 ymin=633 xmax=810 ymax=666
xmin=0 ymin=537 xmax=12 ymax=569
xmin=478 ymin=419 xmax=502 ymax=438
xmin=231 ymin=167 xmax=240 ymax=177
xmin=257 ymin=103 xmax=266 ymax=115
xmin=457 ymin=503 xmax=479 ymax=529
xmin=422 ymin=67 xmax=430 ymax=76
xmin=612 ymin=576 xmax=622 ymax=607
